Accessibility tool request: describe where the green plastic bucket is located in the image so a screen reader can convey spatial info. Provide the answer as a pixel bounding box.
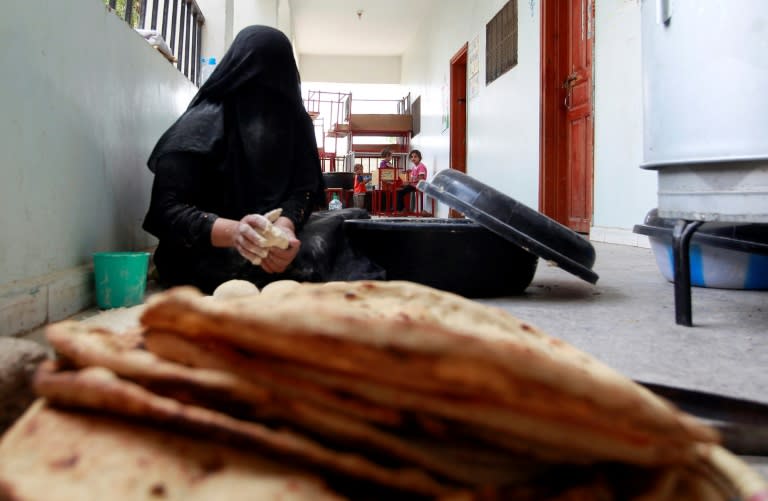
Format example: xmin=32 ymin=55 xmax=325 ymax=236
xmin=93 ymin=252 xmax=151 ymax=309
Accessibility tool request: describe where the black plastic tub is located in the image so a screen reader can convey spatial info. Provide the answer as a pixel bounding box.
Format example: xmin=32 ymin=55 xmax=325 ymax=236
xmin=418 ymin=169 xmax=598 ymax=284
xmin=323 ymin=172 xmax=355 ymax=190
xmin=344 ymin=218 xmax=538 ymax=298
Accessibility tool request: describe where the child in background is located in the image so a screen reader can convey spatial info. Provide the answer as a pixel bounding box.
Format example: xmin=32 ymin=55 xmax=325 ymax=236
xmin=379 ymin=148 xmax=393 ymax=169
xmin=352 ymin=163 xmax=367 ymax=209
xmin=396 ymin=149 xmax=429 ymax=213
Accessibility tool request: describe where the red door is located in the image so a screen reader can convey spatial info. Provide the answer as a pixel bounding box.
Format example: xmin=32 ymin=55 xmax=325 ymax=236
xmin=540 ymin=0 xmax=594 ymax=233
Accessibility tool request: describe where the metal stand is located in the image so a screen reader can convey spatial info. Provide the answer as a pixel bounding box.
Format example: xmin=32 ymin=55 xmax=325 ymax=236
xmin=671 ymin=219 xmax=703 ymax=326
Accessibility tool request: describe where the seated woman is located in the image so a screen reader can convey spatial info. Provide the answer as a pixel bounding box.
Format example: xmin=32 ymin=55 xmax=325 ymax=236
xmin=143 ymin=26 xmax=379 ymax=293
xmin=396 ymin=149 xmax=428 ymax=213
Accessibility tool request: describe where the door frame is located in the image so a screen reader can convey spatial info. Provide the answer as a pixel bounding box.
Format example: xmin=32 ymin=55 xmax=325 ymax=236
xmin=449 ymin=43 xmax=468 ymax=174
xmin=539 ymin=0 xmax=566 ymax=222
xmin=449 ymin=43 xmax=468 ymax=218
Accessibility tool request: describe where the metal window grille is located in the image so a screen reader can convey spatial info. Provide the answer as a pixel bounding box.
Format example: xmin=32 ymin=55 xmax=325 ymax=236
xmin=105 ymin=0 xmax=205 ymax=84
xmin=486 ymin=0 xmax=518 ymax=85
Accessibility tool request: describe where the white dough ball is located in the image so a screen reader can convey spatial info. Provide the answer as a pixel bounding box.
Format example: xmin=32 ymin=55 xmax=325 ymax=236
xmin=212 ymin=279 xmax=260 ymax=300
xmin=260 ymin=280 xmax=301 ymax=297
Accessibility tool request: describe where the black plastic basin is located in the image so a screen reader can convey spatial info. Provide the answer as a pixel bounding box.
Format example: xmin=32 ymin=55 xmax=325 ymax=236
xmin=323 ymin=172 xmax=355 ymax=190
xmin=344 ymin=218 xmax=538 ymax=298
xmin=419 ymin=169 xmax=598 ymax=284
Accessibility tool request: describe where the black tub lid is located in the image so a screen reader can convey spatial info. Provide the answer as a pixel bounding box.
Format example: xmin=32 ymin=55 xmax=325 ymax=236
xmin=418 ymin=170 xmax=598 ymax=283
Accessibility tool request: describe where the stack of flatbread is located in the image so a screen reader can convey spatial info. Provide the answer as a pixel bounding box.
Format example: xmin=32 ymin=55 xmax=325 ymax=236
xmin=2 ymin=280 xmax=765 ymax=500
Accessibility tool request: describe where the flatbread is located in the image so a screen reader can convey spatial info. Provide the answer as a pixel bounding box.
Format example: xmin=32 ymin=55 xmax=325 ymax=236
xmin=144 ymin=330 xmax=695 ymax=465
xmin=48 ymin=321 xmax=399 ymax=427
xmin=46 ymin=322 xmax=549 ymax=486
xmin=138 ymin=283 xmax=702 ymax=425
xmin=21 ymin=274 xmax=766 ymax=500
xmin=139 ymin=282 xmax=717 ymax=465
xmin=0 ymin=400 xmax=344 ymax=501
xmin=1 ymin=401 xmax=743 ymax=501
xmin=32 ymin=361 xmax=455 ymax=497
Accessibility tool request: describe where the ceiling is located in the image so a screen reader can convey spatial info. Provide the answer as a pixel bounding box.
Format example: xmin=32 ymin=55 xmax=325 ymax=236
xmin=291 ymin=0 xmax=438 ymax=56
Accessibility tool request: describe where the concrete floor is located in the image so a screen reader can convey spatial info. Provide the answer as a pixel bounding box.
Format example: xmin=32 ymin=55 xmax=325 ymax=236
xmin=480 ymin=242 xmax=767 ymax=404
xmin=482 ymin=241 xmax=768 ymax=478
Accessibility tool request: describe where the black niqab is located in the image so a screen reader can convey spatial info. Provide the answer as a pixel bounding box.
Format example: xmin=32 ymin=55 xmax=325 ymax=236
xmin=146 ymin=25 xmax=323 ymax=217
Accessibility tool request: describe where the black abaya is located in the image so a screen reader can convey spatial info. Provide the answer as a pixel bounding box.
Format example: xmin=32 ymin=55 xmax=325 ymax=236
xmin=142 ymin=26 xmax=382 ymax=293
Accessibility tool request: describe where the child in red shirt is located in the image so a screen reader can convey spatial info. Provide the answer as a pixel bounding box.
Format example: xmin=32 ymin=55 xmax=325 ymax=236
xmin=353 ymin=163 xmax=367 ymax=209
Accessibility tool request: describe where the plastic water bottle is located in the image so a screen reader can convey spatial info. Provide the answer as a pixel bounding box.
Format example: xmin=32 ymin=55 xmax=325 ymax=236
xmin=198 ymin=57 xmax=207 ymax=85
xmin=328 ymin=193 xmax=343 ymax=211
xmin=200 ymin=57 xmax=216 ymax=85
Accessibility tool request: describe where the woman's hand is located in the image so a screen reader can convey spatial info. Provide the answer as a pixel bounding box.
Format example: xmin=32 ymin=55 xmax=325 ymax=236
xmin=261 ymin=217 xmax=301 ymax=273
xmin=213 ymin=214 xmax=300 ymax=272
xmin=233 ymin=214 xmax=272 ymax=264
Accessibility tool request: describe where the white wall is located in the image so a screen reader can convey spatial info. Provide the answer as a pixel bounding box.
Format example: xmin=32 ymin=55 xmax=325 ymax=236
xmin=278 ymin=0 xmax=294 ymax=44
xmin=401 ymin=0 xmax=542 ymax=216
xmin=197 ymin=0 xmax=230 ymax=63
xmin=300 ymin=55 xmax=401 ymax=84
xmin=593 ymin=0 xmax=656 ymax=230
xmin=0 ymin=0 xmax=196 ymax=333
xmin=402 ymin=0 xmax=656 ymax=229
xmin=233 ymin=0 xmax=277 ymax=37
xmin=197 ymin=0 xmax=293 ymax=65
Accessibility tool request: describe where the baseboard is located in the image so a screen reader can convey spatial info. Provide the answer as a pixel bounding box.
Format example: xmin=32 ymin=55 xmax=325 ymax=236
xmin=589 ymin=226 xmax=650 ymax=248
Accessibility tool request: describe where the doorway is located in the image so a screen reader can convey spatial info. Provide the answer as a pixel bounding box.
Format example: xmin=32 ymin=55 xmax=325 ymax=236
xmin=449 ymin=43 xmax=468 ymax=218
xmin=539 ymin=0 xmax=595 ymax=233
